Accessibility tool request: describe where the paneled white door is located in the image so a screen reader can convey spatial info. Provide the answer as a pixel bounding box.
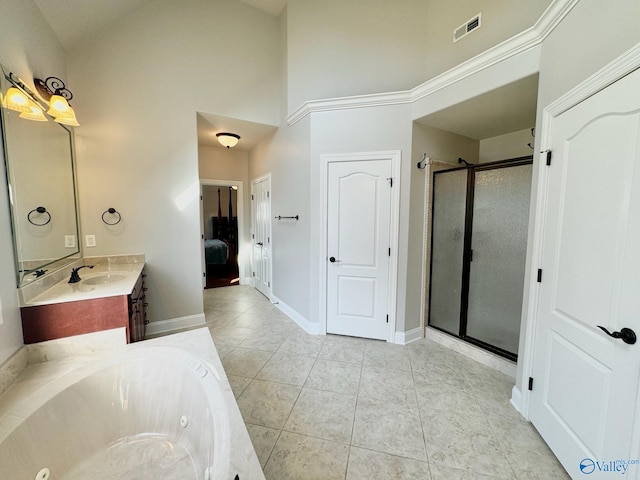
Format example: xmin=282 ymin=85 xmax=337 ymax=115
xmin=251 ymin=175 xmax=271 ymax=299
xmin=326 ymin=159 xmax=392 ymax=340
xmin=530 ymin=68 xmax=640 ymax=479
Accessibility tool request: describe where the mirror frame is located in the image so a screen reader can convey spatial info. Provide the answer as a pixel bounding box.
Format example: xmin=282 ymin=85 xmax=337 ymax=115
xmin=0 ymin=65 xmax=81 ymax=287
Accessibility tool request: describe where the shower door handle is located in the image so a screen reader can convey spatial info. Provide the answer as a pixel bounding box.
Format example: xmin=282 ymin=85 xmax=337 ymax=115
xmin=597 ymin=326 xmax=637 ymax=345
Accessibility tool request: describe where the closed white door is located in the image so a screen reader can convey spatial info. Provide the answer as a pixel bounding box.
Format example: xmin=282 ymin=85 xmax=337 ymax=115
xmin=251 ymin=176 xmax=271 ymax=299
xmin=530 ymin=68 xmax=640 ymax=479
xmin=326 ymin=159 xmax=392 ymax=340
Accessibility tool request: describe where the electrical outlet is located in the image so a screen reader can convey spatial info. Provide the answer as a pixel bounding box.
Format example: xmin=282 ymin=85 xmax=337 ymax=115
xmin=85 ymin=234 xmax=96 ymax=247
xmin=65 ymin=235 xmax=76 ymax=248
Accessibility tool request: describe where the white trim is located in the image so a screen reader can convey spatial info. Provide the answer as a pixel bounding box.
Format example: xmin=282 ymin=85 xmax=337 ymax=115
xmin=272 ymin=295 xmax=322 ymax=335
xmin=319 ymin=151 xmax=401 ymax=343
xmin=286 ymin=0 xmax=579 ymax=125
xmin=144 ymin=313 xmax=206 ymax=336
xmin=518 ymin=41 xmax=640 ymax=419
xmin=200 ymin=179 xmax=247 ymax=286
xmin=511 ymin=386 xmax=523 ymax=414
xmin=426 ymin=327 xmax=517 ymax=379
xmin=395 ymin=327 xmax=423 ymax=346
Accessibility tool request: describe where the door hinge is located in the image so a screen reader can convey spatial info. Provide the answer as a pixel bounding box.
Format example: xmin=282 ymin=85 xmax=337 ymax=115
xmin=251 ymin=194 xmax=254 ymax=200
xmin=268 ymin=236 xmax=270 ymax=243
xmin=528 ymin=377 xmax=534 ymax=391
xmin=537 ymin=269 xmax=542 ymax=283
xmin=201 ymin=234 xmax=204 ymax=239
xmin=203 ymin=272 xmax=206 ymax=278
xmin=268 ymin=281 xmax=271 ymax=287
xmin=200 ymin=195 xmax=203 ymax=200
xmin=267 ymin=191 xmax=270 ymax=198
xmin=386 ymin=314 xmax=389 ymax=323
xmin=252 ymin=272 xmax=255 ymax=277
xmin=388 ymin=247 xmax=391 ymax=256
xmin=545 ymin=150 xmax=552 ymax=166
xmin=387 ymin=177 xmax=393 ymax=187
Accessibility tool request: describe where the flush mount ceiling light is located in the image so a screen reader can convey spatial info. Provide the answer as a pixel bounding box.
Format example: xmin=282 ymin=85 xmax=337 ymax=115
xmin=34 ymin=76 xmax=80 ymax=126
xmin=216 ymin=132 xmax=240 ymax=148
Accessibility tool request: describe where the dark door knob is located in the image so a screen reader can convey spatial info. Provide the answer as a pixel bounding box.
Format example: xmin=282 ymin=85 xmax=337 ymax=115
xmin=257 ymin=242 xmax=263 ymax=246
xmin=329 ymin=256 xmax=336 ymax=263
xmin=597 ymin=326 xmax=637 ymax=345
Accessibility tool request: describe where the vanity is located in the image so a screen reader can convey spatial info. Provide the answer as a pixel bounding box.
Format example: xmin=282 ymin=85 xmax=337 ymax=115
xmin=19 ymin=257 xmax=147 ymax=344
xmin=1 ymin=65 xmax=151 ymax=346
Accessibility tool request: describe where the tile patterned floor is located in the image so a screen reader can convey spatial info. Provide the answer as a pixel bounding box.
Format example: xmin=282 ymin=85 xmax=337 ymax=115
xmin=203 ymin=286 xmax=570 ymax=480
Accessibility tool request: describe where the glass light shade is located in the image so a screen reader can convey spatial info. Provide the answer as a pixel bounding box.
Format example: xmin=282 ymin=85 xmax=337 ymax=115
xmin=19 ymin=101 xmax=48 ymax=122
xmin=4 ymin=87 xmax=31 ymax=113
xmin=54 ymin=106 xmax=80 ymax=126
xmin=47 ymin=94 xmax=73 ymax=118
xmin=216 ymin=132 xmax=240 ymax=148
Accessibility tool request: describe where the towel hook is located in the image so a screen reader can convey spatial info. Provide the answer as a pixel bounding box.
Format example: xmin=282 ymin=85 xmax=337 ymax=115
xmin=101 ymin=207 xmax=122 ymax=225
xmin=27 ymin=206 xmax=51 ymax=226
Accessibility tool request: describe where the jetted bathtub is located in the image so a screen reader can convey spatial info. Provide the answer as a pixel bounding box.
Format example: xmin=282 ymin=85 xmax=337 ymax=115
xmin=0 ymin=346 xmax=233 ymax=480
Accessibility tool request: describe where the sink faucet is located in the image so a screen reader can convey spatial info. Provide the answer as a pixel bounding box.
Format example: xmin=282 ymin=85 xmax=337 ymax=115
xmin=68 ymin=265 xmax=94 ymax=283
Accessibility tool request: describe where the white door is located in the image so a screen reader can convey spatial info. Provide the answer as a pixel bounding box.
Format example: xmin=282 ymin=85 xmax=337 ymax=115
xmin=251 ymin=175 xmax=271 ymax=299
xmin=326 ymin=159 xmax=392 ymax=340
xmin=530 ymin=68 xmax=640 ymax=479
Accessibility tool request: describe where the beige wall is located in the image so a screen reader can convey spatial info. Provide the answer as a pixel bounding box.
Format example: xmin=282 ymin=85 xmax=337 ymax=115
xmin=67 ymin=0 xmax=280 ymax=324
xmin=0 ymin=0 xmax=67 ymax=364
xmin=479 ymin=128 xmax=535 ymax=163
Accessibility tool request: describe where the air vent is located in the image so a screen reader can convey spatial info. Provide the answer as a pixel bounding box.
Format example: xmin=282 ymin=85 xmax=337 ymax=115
xmin=453 ymin=13 xmax=482 ymax=43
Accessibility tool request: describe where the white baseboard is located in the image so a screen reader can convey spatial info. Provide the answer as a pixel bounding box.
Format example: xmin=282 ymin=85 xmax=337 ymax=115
xmin=271 ymin=295 xmax=322 ymax=335
xmin=395 ymin=327 xmax=423 ymax=345
xmin=145 ymin=313 xmax=206 ymax=336
xmin=242 ymin=277 xmax=253 ymax=286
xmin=511 ymin=386 xmax=523 ymax=414
xmin=425 ymin=326 xmax=517 ymax=379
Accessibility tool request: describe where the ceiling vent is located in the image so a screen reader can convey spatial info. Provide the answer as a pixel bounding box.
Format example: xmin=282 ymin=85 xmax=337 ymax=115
xmin=453 ymin=13 xmax=481 ymax=43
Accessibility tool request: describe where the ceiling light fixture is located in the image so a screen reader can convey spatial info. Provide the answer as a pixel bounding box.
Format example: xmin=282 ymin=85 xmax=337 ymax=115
xmin=216 ymin=132 xmax=240 ymax=148
xmin=34 ymin=76 xmax=80 ymax=126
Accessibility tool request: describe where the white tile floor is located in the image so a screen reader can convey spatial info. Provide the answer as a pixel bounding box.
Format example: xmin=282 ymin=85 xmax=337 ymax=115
xmin=202 ymin=285 xmax=570 ymax=480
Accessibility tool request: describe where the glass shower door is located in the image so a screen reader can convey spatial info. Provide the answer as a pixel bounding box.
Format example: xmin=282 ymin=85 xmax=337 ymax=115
xmin=428 ymin=169 xmax=468 ymax=335
xmin=465 ymin=163 xmax=532 ymax=356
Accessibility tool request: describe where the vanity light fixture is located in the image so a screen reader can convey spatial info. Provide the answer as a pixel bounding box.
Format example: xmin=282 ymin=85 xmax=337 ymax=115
xmin=3 ymin=87 xmax=31 ymax=113
xmin=20 ymin=100 xmax=48 ymax=122
xmin=216 ymin=132 xmax=240 ymax=148
xmin=34 ymin=76 xmax=80 ymax=126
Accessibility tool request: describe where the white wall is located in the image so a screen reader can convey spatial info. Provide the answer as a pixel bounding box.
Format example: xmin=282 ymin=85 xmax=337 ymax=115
xmin=286 ymin=0 xmax=550 ymax=114
xmin=516 ymin=0 xmax=640 ymax=394
xmin=250 ymin=117 xmax=311 ymax=318
xmin=479 ymin=128 xmax=535 ymax=163
xmin=0 ymin=0 xmax=67 ymax=365
xmin=67 ymin=0 xmax=280 ymax=324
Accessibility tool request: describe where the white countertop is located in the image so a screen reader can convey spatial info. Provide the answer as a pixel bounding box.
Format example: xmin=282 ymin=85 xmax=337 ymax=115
xmin=22 ymin=262 xmax=145 ymax=307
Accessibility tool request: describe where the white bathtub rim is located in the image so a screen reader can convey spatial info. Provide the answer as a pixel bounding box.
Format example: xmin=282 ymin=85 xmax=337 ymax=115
xmin=0 ymin=345 xmax=231 ymax=480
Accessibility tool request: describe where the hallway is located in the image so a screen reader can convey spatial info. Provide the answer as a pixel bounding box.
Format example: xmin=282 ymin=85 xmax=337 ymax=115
xmin=204 ymin=286 xmax=569 ymax=479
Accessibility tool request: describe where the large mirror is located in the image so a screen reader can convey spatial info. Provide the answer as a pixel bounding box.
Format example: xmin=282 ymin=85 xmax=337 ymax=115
xmin=0 ymin=65 xmax=80 ymax=286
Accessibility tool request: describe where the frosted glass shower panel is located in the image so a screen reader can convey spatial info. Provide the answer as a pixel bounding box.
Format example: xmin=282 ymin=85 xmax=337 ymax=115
xmin=429 ymin=169 xmax=468 ymax=335
xmin=466 ymin=164 xmax=532 ymax=355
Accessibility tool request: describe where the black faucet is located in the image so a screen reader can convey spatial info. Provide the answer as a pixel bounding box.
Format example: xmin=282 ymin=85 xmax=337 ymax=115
xmin=68 ymin=265 xmax=94 ymax=283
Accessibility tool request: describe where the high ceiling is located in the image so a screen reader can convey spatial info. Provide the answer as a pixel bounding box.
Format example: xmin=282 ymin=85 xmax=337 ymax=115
xmin=34 ymin=0 xmax=287 ymax=51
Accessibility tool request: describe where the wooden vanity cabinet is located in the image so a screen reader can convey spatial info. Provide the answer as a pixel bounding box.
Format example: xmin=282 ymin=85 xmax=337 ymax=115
xmin=21 ymin=270 xmax=147 ymax=344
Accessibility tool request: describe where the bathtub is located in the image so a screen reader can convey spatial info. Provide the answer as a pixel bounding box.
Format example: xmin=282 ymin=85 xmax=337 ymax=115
xmin=0 ymin=343 xmax=239 ymax=480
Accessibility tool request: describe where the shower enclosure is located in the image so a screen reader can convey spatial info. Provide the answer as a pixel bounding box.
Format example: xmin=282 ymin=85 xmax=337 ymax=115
xmin=428 ymin=157 xmax=532 ymax=360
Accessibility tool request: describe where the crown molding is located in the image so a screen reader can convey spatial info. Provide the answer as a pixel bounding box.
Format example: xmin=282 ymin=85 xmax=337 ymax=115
xmin=286 ymin=0 xmax=580 ymax=126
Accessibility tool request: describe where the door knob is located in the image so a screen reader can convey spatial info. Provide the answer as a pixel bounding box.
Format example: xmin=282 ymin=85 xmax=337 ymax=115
xmin=329 ymin=256 xmax=336 ymax=263
xmin=257 ymin=242 xmax=263 ymax=246
xmin=597 ymin=326 xmax=637 ymax=345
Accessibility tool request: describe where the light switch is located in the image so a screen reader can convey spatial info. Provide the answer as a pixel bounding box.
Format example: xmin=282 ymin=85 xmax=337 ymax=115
xmin=65 ymin=235 xmax=76 ymax=248
xmin=85 ymin=234 xmax=96 ymax=247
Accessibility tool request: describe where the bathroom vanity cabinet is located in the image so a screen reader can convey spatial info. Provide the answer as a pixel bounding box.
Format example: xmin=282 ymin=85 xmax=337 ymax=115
xmin=20 ymin=270 xmax=147 ymax=344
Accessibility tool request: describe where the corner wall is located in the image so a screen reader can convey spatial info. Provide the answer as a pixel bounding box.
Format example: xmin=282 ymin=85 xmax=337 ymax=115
xmin=0 ymin=0 xmax=67 ymax=364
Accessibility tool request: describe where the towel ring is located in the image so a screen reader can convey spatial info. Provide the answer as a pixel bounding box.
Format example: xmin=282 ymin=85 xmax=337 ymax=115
xmin=27 ymin=206 xmax=51 ymax=226
xmin=101 ymin=207 xmax=121 ymax=225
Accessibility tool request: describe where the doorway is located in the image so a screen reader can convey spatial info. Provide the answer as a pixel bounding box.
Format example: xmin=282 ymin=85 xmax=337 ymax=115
xmin=320 ymin=151 xmax=400 ymax=342
xmin=428 ymin=157 xmax=533 ymax=360
xmin=200 ymin=179 xmax=245 ymax=289
xmin=251 ymin=174 xmax=272 ymax=299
